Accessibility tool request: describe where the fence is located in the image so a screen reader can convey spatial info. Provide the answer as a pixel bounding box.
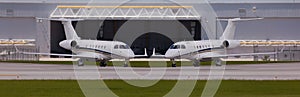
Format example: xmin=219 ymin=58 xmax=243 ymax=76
xmin=0 ymin=45 xmax=39 ymax=61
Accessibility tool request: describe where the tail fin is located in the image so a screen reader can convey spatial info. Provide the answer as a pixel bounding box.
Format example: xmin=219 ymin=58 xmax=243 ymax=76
xmin=61 ymin=20 xmax=81 ymax=40
xmin=40 ymin=18 xmax=82 ymax=40
xmin=219 ymin=18 xmax=263 ymax=40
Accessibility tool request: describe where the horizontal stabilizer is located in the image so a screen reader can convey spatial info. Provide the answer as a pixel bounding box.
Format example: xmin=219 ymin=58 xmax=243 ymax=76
xmin=218 ymin=18 xmax=263 ymax=22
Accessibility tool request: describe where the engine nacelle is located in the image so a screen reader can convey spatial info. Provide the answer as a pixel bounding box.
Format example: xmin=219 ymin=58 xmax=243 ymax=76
xmin=222 ymin=40 xmax=240 ymax=49
xmin=59 ymin=40 xmax=78 ymax=50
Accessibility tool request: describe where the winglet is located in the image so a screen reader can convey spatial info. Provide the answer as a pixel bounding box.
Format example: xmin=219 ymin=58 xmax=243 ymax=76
xmin=143 ymin=48 xmax=147 ymax=56
xmin=134 ymin=48 xmax=148 ymax=58
xmin=150 ymin=48 xmax=165 ymax=58
xmin=152 ymin=48 xmax=156 ymax=56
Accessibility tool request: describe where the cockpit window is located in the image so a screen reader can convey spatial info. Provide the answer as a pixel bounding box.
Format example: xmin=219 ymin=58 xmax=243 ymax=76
xmin=170 ymin=45 xmax=186 ymax=49
xmin=170 ymin=45 xmax=180 ymax=49
xmin=119 ymin=45 xmax=130 ymax=49
xmin=115 ymin=45 xmax=130 ymax=49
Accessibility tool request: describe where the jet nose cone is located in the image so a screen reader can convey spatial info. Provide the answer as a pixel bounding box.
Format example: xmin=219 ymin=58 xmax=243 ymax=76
xmin=165 ymin=50 xmax=173 ymax=58
xmin=127 ymin=50 xmax=135 ymax=58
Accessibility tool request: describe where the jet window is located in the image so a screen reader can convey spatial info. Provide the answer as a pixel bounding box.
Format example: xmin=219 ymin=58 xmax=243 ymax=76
xmin=181 ymin=45 xmax=186 ymax=49
xmin=114 ymin=45 xmax=119 ymax=49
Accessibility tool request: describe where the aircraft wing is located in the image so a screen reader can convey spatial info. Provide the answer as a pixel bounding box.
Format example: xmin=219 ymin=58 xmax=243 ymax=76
xmin=15 ymin=46 xmax=102 ymax=59
xmin=19 ymin=51 xmax=96 ymax=58
xmin=197 ymin=49 xmax=283 ymax=59
xmin=201 ymin=52 xmax=278 ymax=59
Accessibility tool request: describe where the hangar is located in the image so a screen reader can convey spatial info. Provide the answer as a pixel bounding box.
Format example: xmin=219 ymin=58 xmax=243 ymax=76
xmin=50 ymin=5 xmax=202 ymax=56
xmin=0 ymin=0 xmax=300 ymax=61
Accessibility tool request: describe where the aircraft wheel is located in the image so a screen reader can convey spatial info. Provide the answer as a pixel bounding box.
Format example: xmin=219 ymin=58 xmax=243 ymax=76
xmin=78 ymin=59 xmax=84 ymax=66
xmin=214 ymin=59 xmax=222 ymax=66
xmin=123 ymin=59 xmax=129 ymax=67
xmin=123 ymin=63 xmax=128 ymax=67
xmin=171 ymin=63 xmax=177 ymax=67
xmin=193 ymin=60 xmax=200 ymax=67
xmin=100 ymin=60 xmax=107 ymax=67
xmin=171 ymin=59 xmax=176 ymax=67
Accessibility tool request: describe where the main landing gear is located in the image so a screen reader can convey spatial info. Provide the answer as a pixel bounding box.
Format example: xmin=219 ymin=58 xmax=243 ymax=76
xmin=193 ymin=60 xmax=200 ymax=67
xmin=213 ymin=58 xmax=223 ymax=66
xmin=99 ymin=60 xmax=108 ymax=67
xmin=123 ymin=59 xmax=129 ymax=67
xmin=78 ymin=58 xmax=84 ymax=66
xmin=98 ymin=59 xmax=129 ymax=67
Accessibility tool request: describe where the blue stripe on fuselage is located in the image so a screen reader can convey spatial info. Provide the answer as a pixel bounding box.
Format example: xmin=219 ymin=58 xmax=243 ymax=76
xmin=172 ymin=47 xmax=223 ymax=58
xmin=74 ymin=47 xmax=124 ymax=58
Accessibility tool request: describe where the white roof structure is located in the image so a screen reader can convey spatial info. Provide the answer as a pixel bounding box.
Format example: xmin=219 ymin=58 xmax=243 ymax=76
xmin=50 ymin=6 xmax=201 ymax=20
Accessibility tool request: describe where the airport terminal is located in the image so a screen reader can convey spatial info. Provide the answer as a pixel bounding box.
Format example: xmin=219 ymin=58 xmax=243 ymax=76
xmin=0 ymin=0 xmax=300 ymax=62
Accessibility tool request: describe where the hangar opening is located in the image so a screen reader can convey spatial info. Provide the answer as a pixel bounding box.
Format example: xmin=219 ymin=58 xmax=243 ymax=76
xmin=131 ymin=32 xmax=174 ymax=57
xmin=50 ymin=6 xmax=202 ymax=56
xmin=51 ymin=20 xmax=201 ymax=55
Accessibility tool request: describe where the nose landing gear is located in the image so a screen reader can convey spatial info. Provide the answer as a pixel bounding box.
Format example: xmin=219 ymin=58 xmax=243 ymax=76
xmin=171 ymin=59 xmax=176 ymax=67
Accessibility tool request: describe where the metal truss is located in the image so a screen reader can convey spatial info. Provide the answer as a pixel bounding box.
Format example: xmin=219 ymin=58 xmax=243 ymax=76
xmin=50 ymin=6 xmax=201 ymax=20
xmin=240 ymin=40 xmax=300 ymax=46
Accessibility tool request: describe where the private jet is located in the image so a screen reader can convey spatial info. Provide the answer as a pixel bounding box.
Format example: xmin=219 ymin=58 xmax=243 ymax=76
xmin=155 ymin=18 xmax=283 ymax=67
xmin=16 ymin=19 xmax=146 ymax=67
xmin=0 ymin=50 xmax=14 ymax=56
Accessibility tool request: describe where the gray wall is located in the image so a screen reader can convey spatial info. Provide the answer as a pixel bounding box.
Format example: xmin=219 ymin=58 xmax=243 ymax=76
xmin=0 ymin=17 xmax=36 ymax=39
xmin=0 ymin=2 xmax=300 ymax=54
xmin=217 ymin=18 xmax=300 ymax=40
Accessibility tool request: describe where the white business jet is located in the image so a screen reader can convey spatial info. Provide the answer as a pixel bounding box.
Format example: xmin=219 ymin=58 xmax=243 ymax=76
xmin=156 ymin=18 xmax=283 ymax=67
xmin=0 ymin=50 xmax=14 ymax=56
xmin=16 ymin=19 xmax=144 ymax=67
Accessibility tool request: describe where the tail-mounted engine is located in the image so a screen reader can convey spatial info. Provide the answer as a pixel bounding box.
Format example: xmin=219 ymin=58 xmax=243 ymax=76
xmin=222 ymin=40 xmax=240 ymax=49
xmin=59 ymin=40 xmax=78 ymax=50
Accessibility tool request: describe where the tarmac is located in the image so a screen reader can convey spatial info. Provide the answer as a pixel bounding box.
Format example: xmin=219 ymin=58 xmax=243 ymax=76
xmin=0 ymin=62 xmax=300 ymax=80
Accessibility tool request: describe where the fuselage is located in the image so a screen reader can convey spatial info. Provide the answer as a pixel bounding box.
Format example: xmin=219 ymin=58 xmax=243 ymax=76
xmin=165 ymin=40 xmax=240 ymax=60
xmin=59 ymin=40 xmax=135 ymax=59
